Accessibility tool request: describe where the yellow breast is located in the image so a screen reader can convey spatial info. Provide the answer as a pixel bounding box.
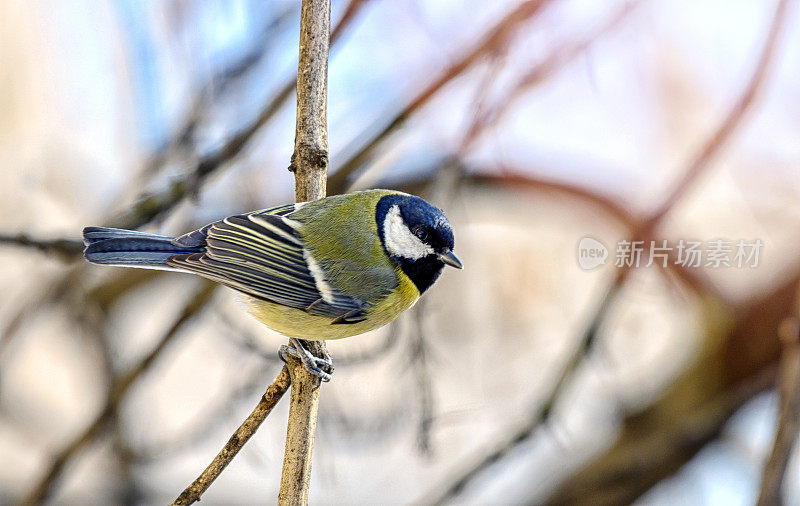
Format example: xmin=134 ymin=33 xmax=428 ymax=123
xmin=245 ymin=266 xmax=420 ymax=340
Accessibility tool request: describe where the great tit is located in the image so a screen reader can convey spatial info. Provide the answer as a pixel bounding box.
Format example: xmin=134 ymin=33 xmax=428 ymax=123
xmin=83 ymin=189 xmax=461 ymax=380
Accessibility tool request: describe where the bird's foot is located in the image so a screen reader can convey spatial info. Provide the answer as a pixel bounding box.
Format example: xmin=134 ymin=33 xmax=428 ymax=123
xmin=279 ymin=338 xmax=333 ymax=382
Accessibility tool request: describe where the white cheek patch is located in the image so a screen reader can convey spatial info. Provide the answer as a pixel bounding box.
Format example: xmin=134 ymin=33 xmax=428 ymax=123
xmin=383 ymin=205 xmax=434 ymax=260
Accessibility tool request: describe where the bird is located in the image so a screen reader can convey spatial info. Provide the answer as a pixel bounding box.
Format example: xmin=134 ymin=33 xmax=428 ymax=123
xmin=82 ymin=189 xmax=462 ymax=381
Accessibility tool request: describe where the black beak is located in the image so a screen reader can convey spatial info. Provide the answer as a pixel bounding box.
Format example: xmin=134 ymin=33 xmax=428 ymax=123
xmin=438 ymin=250 xmax=463 ymax=269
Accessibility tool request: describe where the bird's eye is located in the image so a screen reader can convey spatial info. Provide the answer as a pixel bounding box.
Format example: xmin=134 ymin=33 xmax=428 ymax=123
xmin=413 ymin=227 xmax=428 ymax=241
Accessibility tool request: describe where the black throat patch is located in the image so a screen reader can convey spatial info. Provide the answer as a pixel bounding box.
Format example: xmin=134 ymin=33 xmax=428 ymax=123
xmin=392 ymin=255 xmax=444 ymax=294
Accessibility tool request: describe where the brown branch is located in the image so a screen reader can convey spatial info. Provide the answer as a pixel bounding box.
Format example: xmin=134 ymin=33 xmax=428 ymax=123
xmin=7 ymin=3 xmax=368 ymax=500
xmin=420 ymin=280 xmax=621 ymax=505
xmin=399 ymin=170 xmax=638 ymax=231
xmin=757 ymin=318 xmax=800 ymax=506
xmin=288 ymin=0 xmax=330 ymax=202
xmin=646 ymin=0 xmax=792 ymax=225
xmin=537 ymin=0 xmax=791 ymax=430
xmin=170 ymin=366 xmax=292 ymax=505
xmin=0 ymin=233 xmax=83 ymax=259
xmin=407 ymin=301 xmax=436 ymax=455
xmin=330 ymin=0 xmax=370 ymax=44
xmin=279 ymin=0 xmax=331 ymax=504
xmin=15 ymin=282 xmax=216 ymax=506
xmin=457 ymin=1 xmax=638 ymax=154
xmin=327 ymin=0 xmax=555 ymax=194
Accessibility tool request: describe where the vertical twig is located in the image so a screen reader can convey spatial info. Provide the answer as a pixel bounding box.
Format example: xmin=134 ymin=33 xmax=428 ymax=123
xmin=288 ymin=0 xmax=330 ymax=202
xmin=757 ymin=318 xmax=800 ymax=506
xmin=279 ymin=0 xmax=330 ymax=504
xmin=409 ymin=302 xmax=435 ymax=455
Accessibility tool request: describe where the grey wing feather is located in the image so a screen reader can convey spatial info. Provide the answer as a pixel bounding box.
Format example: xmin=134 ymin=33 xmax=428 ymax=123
xmin=167 ymin=205 xmax=367 ymax=322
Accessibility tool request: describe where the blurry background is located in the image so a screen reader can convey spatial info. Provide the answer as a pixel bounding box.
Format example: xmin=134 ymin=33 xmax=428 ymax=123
xmin=0 ymin=0 xmax=799 ymax=504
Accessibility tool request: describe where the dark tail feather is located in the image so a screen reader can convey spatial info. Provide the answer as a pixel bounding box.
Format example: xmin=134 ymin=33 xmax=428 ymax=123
xmin=82 ymin=226 xmax=176 ymax=245
xmin=82 ymin=227 xmax=203 ymax=268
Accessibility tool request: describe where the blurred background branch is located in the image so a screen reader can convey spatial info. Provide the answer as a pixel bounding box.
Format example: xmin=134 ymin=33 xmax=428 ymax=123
xmin=1 ymin=0 xmax=798 ymax=504
xmin=0 ymin=233 xmax=83 ymax=260
xmin=422 ymin=0 xmax=794 ymax=502
xmin=16 ymin=282 xmax=217 ymax=505
xmin=757 ymin=318 xmax=800 ymax=506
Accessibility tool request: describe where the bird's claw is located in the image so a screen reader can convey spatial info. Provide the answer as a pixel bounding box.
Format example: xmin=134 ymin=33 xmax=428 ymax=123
xmin=279 ymin=339 xmax=334 ymax=382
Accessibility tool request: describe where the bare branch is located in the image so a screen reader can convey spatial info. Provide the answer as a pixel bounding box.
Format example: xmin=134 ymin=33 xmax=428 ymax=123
xmin=540 ymin=0 xmax=792 ymax=432
xmin=127 ymin=363 xmax=273 ymax=462
xmin=171 ymin=366 xmax=292 ymax=505
xmin=331 ymin=0 xmax=370 ymax=44
xmin=408 ymin=302 xmax=436 ymax=455
xmin=0 ymin=233 xmax=83 ymax=259
xmin=279 ymin=0 xmax=331 ymax=503
xmin=542 ymin=268 xmax=800 ymax=505
xmin=0 ymin=2 xmax=371 ymax=260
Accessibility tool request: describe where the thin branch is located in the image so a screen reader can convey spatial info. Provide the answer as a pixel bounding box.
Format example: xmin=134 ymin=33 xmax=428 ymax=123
xmin=457 ymin=1 xmax=638 ymax=154
xmin=170 ymin=366 xmax=292 ymax=505
xmin=330 ymin=0 xmax=370 ymax=44
xmin=0 ymin=233 xmax=83 ymax=259
xmin=542 ymin=267 xmax=800 ymax=505
xmin=420 ymin=0 xmax=792 ymax=501
xmin=279 ymin=0 xmax=331 ymax=504
xmin=757 ymin=318 xmax=800 ymax=506
xmin=139 ymin=0 xmax=368 ymax=183
xmin=646 ymin=0 xmax=793 ymax=225
xmin=408 ymin=301 xmax=436 ymax=455
xmin=8 ymin=2 xmax=367 ymax=500
xmin=15 ymin=283 xmax=216 ymax=506
xmin=539 ymin=0 xmax=792 ymax=432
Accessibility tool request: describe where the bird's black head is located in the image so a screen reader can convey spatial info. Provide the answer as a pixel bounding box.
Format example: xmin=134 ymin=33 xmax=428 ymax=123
xmin=376 ymin=193 xmax=461 ymax=294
